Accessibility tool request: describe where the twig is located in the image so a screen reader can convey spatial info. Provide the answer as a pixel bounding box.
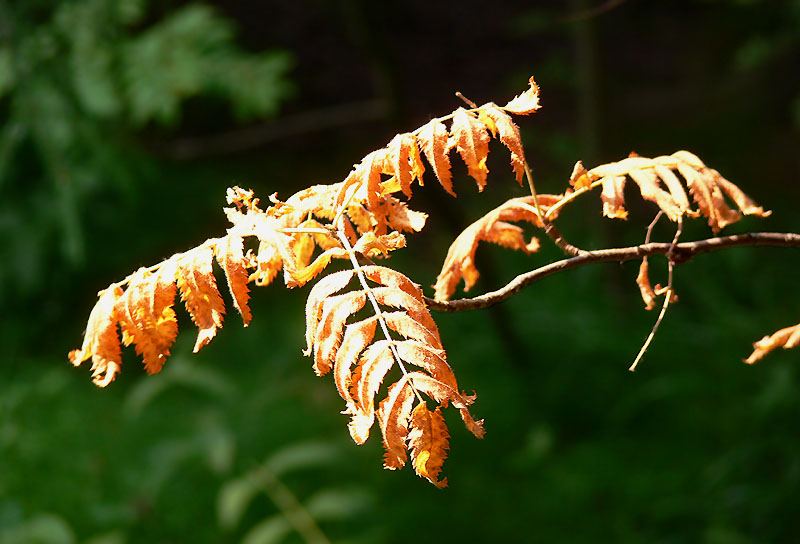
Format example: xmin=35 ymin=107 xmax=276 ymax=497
xmin=629 ymin=215 xmax=682 ymax=371
xmin=425 ymin=232 xmax=800 ymax=312
xmin=455 ymin=91 xmax=478 ymax=109
xmin=522 ymin=161 xmax=588 ymax=257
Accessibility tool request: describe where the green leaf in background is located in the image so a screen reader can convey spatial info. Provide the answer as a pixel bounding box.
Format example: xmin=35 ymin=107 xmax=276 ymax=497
xmin=0 ymin=0 xmax=293 ymax=309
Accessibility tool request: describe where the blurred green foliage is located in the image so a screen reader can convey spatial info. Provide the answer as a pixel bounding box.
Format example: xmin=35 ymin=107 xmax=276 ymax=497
xmin=2 ymin=0 xmax=800 ymax=542
xmin=0 ymin=0 xmax=292 ymax=304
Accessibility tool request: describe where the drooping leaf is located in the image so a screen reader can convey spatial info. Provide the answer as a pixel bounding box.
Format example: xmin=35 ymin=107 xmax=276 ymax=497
xmin=215 ymin=235 xmax=252 ymax=326
xmin=483 ymin=104 xmax=527 ymax=183
xmin=417 ymin=119 xmax=454 ymax=196
xmin=408 ymin=404 xmax=450 ymax=488
xmin=69 ymin=285 xmax=125 ymax=387
xmin=434 ymin=194 xmax=563 ymax=301
xmin=378 ymin=375 xmax=416 ymax=469
xmin=636 ymin=259 xmax=657 ymax=311
xmin=746 ymin=323 xmax=800 ymax=364
xmin=587 ymin=151 xmax=770 ymax=231
xmin=450 ymin=107 xmax=491 ymax=191
xmin=176 ymin=245 xmax=226 ymax=352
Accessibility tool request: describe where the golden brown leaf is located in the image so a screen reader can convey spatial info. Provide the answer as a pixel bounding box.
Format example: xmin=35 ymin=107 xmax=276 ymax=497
xmin=249 ymin=240 xmax=282 ymax=287
xmin=409 ymin=373 xmax=484 ymax=439
xmin=745 ymin=323 xmax=800 ymax=364
xmin=451 ymin=107 xmax=491 ymax=191
xmin=588 ymin=151 xmax=770 ymax=230
xmin=378 ymin=375 xmax=416 ymax=469
xmin=483 ymin=104 xmax=526 ymax=183
xmin=383 ymin=197 xmax=428 ymax=234
xmin=636 ymin=259 xmax=657 ymax=311
xmin=304 ymin=270 xmax=355 ymax=356
xmin=383 ymin=311 xmax=443 ymax=351
xmin=502 ymin=76 xmax=541 ymax=115
xmin=569 ymin=161 xmax=591 ymax=190
xmin=215 ymin=235 xmax=252 ymax=326
xmin=672 ymin=150 xmax=770 ymax=232
xmin=313 ymin=291 xmax=368 ymax=376
xmin=335 ymin=316 xmax=379 ymax=412
xmin=352 ymin=231 xmax=406 ymax=259
xmin=176 ymin=245 xmax=226 ymax=353
xmin=384 ymin=133 xmax=423 ymax=198
xmin=408 ymin=404 xmax=450 ymax=488
xmin=350 ymin=340 xmax=396 ymax=426
xmin=117 ymin=264 xmax=179 ymax=374
xmin=434 ymin=194 xmax=563 ymax=301
xmin=69 ymin=285 xmax=125 ymax=387
xmin=417 ymin=119 xmax=455 ymax=196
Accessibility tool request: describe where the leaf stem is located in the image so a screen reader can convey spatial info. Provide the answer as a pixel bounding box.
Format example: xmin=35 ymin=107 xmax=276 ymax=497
xmin=336 ymin=230 xmax=424 ymax=403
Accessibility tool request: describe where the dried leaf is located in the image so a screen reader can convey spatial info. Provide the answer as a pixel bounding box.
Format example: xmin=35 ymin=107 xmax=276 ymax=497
xmin=569 ymin=161 xmax=591 ymax=190
xmin=215 ymin=235 xmax=252 ymax=326
xmin=176 ymin=245 xmax=226 ymax=353
xmin=335 ymin=316 xmax=379 ymax=411
xmin=384 ymin=133 xmax=422 ymax=198
xmin=636 ymin=259 xmax=657 ymax=311
xmin=378 ymin=376 xmax=416 ymax=469
xmin=434 ymin=194 xmax=563 ymax=301
xmin=502 ymin=76 xmax=541 ymax=115
xmin=745 ymin=323 xmax=800 ymax=364
xmin=304 ymin=270 xmax=355 ymax=356
xmin=451 ymin=107 xmax=491 ymax=191
xmin=352 ymin=231 xmax=406 ymax=259
xmin=69 ymin=285 xmax=125 ymax=387
xmin=483 ymin=104 xmax=526 ymax=183
xmin=117 ymin=264 xmax=178 ymax=374
xmin=417 ymin=119 xmax=454 ymax=196
xmin=314 ymin=291 xmax=368 ymax=376
xmin=589 ymin=151 xmax=770 ymax=230
xmin=408 ymin=404 xmax=450 ymax=488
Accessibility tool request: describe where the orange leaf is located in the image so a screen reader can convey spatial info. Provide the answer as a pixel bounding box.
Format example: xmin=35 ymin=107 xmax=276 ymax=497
xmin=408 ymin=404 xmax=450 ymax=488
xmin=434 ymin=194 xmax=563 ymax=301
xmin=417 ymin=119 xmax=454 ymax=196
xmin=569 ymin=161 xmax=591 ymax=190
xmin=117 ymin=264 xmax=178 ymax=374
xmin=335 ymin=316 xmax=379 ymax=411
xmin=69 ymin=285 xmax=125 ymax=387
xmin=483 ymin=104 xmax=526 ymax=183
xmin=451 ymin=107 xmax=491 ymax=191
xmin=502 ymin=76 xmax=541 ymax=115
xmin=215 ymin=235 xmax=252 ymax=326
xmin=304 ymin=270 xmax=355 ymax=356
xmin=746 ymin=323 xmax=800 ymax=364
xmin=384 ymin=133 xmax=420 ymax=198
xmin=636 ymin=259 xmax=657 ymax=311
xmin=314 ymin=291 xmax=368 ymax=376
xmin=378 ymin=376 xmax=416 ymax=469
xmin=176 ymin=245 xmax=226 ymax=353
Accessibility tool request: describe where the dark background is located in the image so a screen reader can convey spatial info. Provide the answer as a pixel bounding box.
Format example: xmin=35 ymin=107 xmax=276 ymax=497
xmin=2 ymin=0 xmax=800 ymax=542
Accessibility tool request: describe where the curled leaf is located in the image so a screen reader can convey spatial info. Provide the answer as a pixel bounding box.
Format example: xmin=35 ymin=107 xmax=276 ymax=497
xmin=746 ymin=323 xmax=800 ymax=364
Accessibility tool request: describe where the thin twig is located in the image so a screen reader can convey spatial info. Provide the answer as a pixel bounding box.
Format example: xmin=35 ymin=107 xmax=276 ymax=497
xmin=455 ymin=91 xmax=478 ymax=108
xmin=629 ymin=215 xmax=682 ymax=371
xmin=424 ymin=232 xmax=800 ymax=312
xmin=522 ymin=161 xmax=587 ymax=257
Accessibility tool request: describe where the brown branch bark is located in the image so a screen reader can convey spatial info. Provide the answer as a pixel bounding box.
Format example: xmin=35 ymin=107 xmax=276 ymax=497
xmin=425 ymin=232 xmax=800 ymax=312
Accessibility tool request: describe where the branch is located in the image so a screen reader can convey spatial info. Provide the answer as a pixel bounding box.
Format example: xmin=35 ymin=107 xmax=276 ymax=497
xmin=425 ymin=232 xmax=800 ymax=312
